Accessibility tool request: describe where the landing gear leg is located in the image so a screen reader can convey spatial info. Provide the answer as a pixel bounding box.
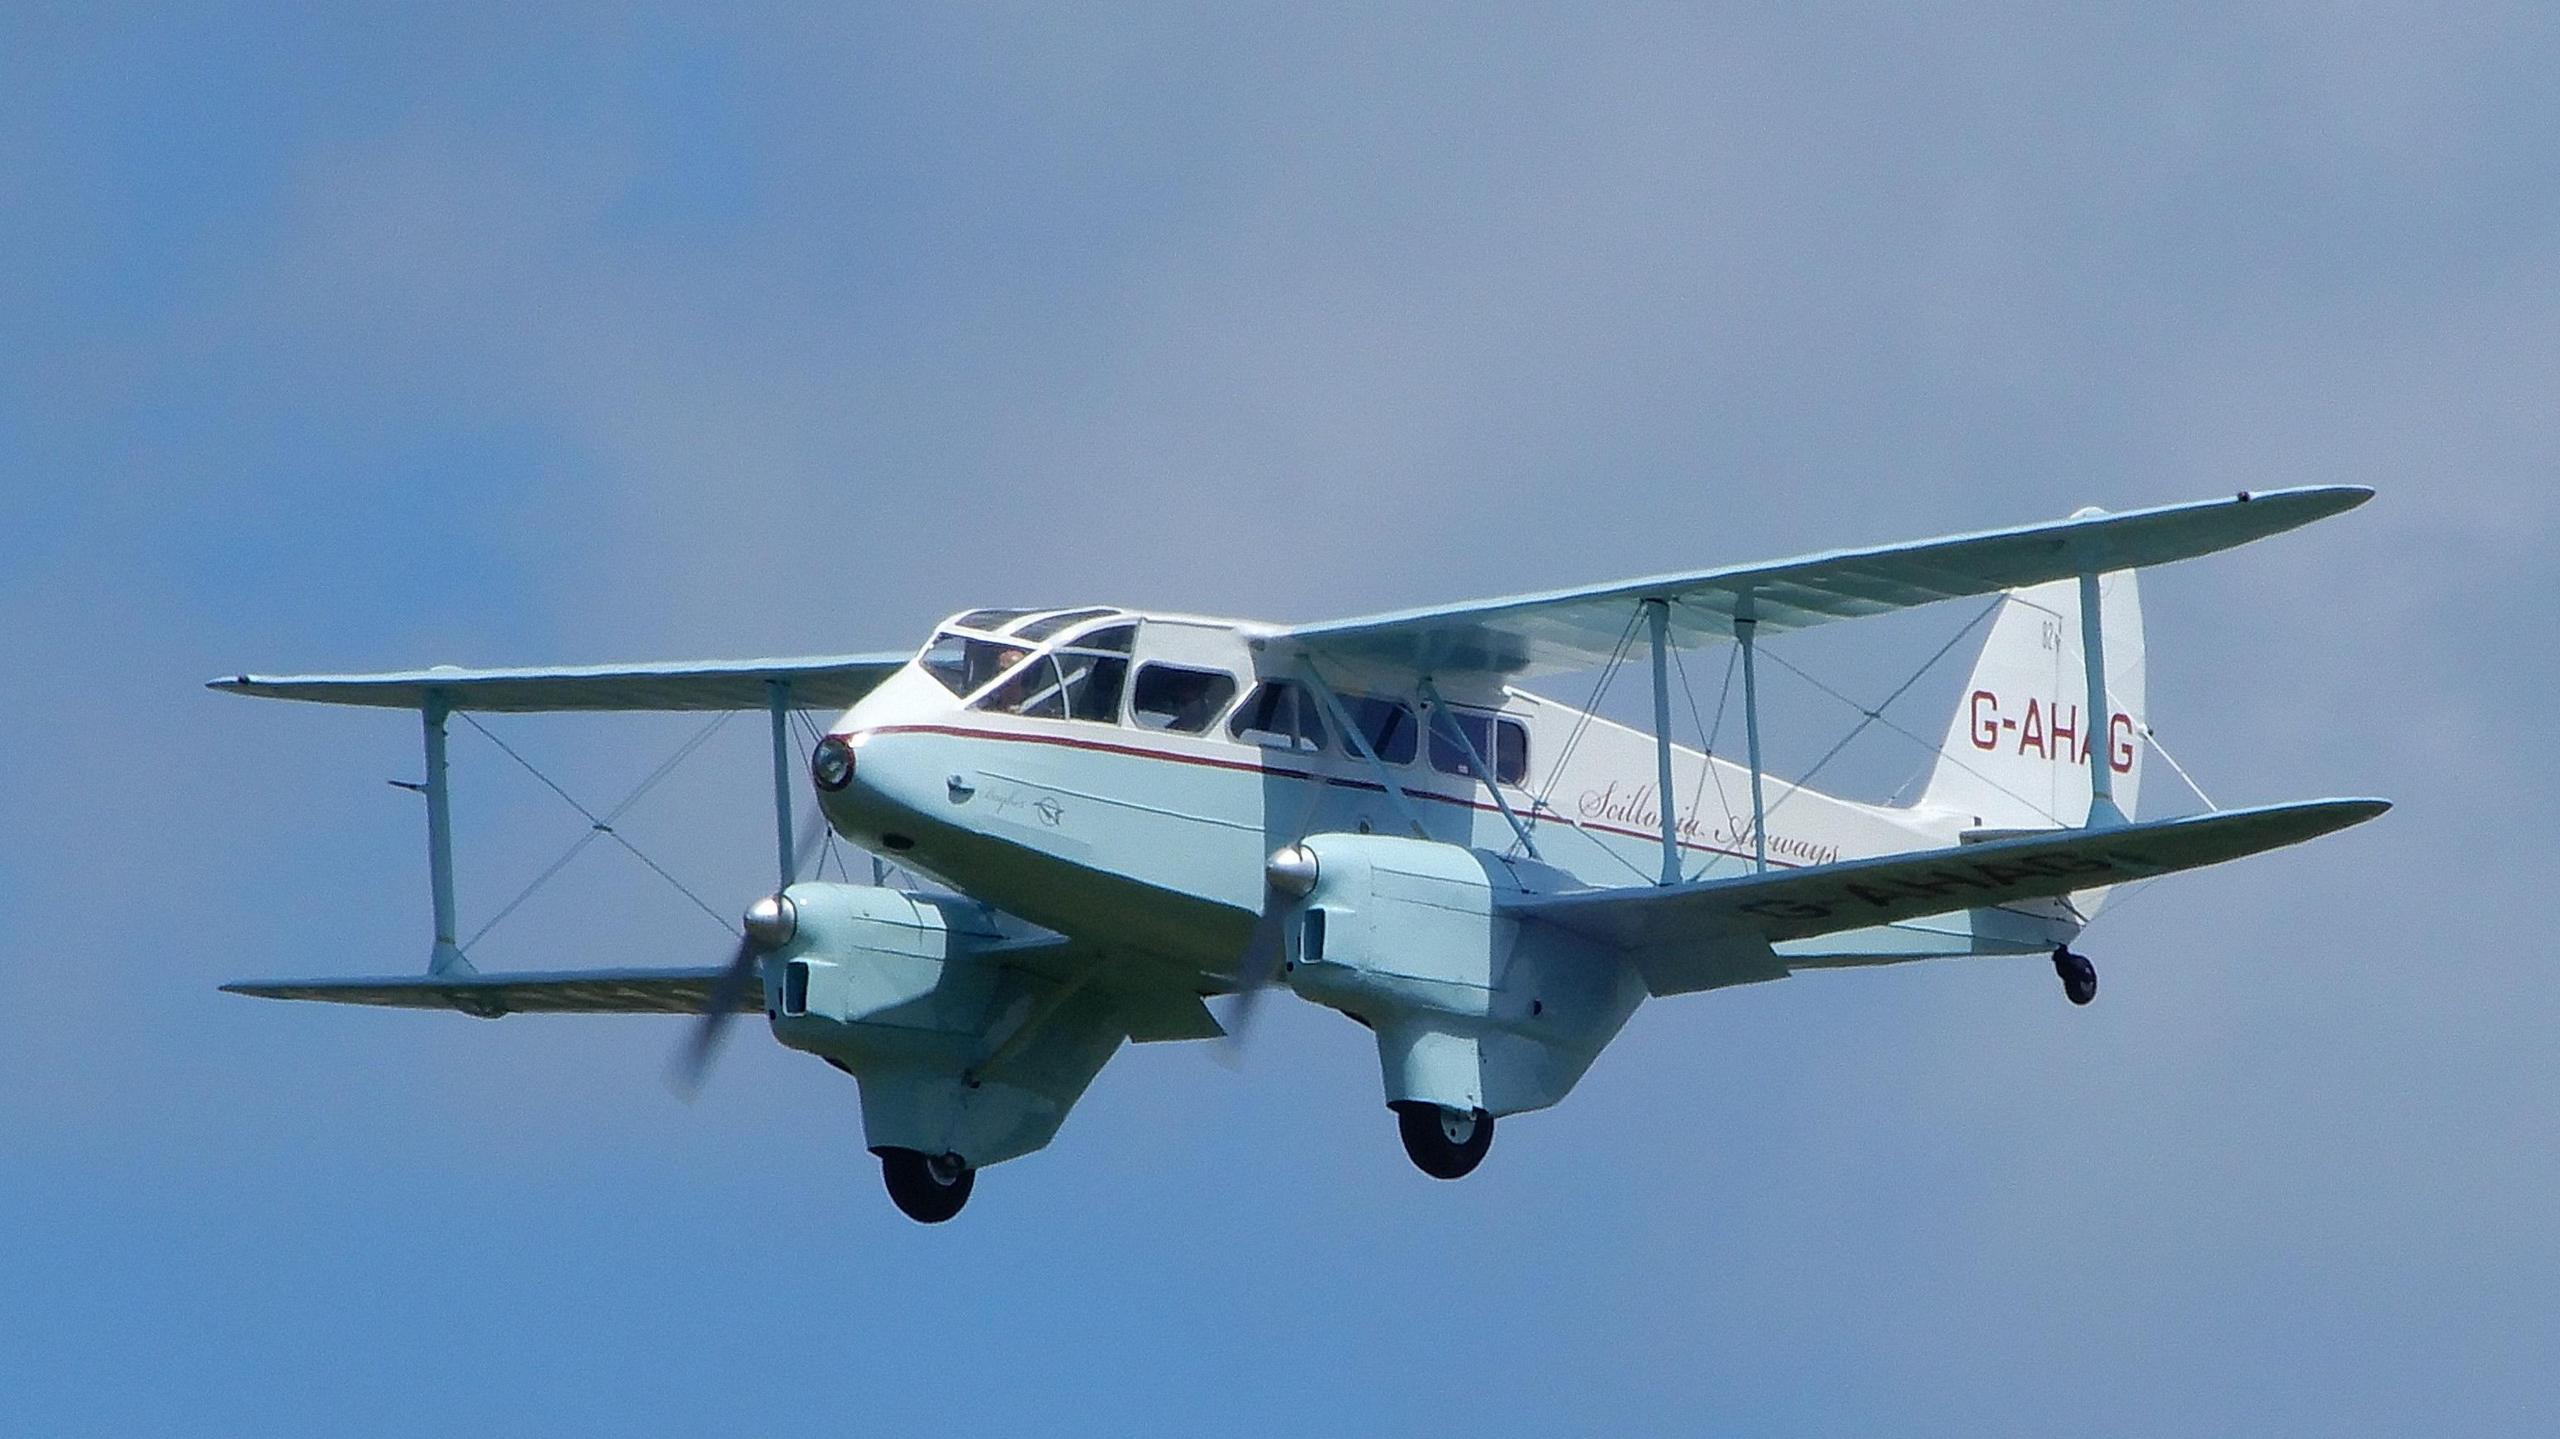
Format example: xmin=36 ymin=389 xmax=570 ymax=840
xmin=1392 ymin=1101 xmax=1494 ymax=1179
xmin=2053 ymin=945 xmax=2098 ymax=1006
xmin=877 ymin=1147 xmax=975 ymax=1223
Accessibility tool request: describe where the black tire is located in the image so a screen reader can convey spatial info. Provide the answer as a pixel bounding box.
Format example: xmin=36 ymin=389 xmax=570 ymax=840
xmin=2054 ymin=947 xmax=2098 ymax=1007
xmin=877 ymin=1147 xmax=975 ymax=1223
xmin=1392 ymin=1101 xmax=1494 ymax=1180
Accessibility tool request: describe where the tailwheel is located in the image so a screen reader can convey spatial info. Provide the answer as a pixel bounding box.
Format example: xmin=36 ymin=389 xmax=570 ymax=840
xmin=1392 ymin=1101 xmax=1494 ymax=1180
xmin=2053 ymin=946 xmax=2098 ymax=1006
xmin=877 ymin=1147 xmax=975 ymax=1223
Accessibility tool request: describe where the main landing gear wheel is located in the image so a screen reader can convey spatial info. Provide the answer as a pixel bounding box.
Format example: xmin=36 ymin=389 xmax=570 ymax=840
xmin=877 ymin=1147 xmax=975 ymax=1223
xmin=2053 ymin=946 xmax=2098 ymax=1007
xmin=1392 ymin=1101 xmax=1494 ymax=1180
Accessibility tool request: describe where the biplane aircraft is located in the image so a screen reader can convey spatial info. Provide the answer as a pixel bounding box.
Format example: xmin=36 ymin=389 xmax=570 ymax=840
xmin=221 ymin=488 xmax=2386 ymax=1222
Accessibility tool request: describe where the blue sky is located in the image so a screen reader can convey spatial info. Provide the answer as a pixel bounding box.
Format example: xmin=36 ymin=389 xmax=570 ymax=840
xmin=4 ymin=6 xmax=2554 ymax=1433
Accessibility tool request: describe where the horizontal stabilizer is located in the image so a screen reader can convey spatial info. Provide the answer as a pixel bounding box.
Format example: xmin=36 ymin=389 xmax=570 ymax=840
xmin=222 ymin=966 xmax=752 ymax=1017
xmin=1509 ymin=798 xmax=2387 ymax=974
xmin=1276 ymin=486 xmax=2369 ymax=679
xmin=210 ymin=653 xmax=910 ymax=713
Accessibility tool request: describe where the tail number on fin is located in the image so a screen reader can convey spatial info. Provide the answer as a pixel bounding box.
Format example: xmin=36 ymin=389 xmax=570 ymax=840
xmin=1968 ymin=692 xmax=2134 ymax=773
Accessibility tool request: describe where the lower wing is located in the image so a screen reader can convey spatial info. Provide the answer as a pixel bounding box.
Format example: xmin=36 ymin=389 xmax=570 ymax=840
xmin=1504 ymin=798 xmax=2388 ymax=995
xmin=223 ymin=953 xmax=1226 ymax=1041
xmin=222 ymin=967 xmax=745 ymax=1018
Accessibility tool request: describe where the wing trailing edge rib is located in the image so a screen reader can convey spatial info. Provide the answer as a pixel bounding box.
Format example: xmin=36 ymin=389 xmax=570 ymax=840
xmin=1273 ymin=486 xmax=2370 ymax=679
xmin=1505 ymin=798 xmax=2387 ymax=995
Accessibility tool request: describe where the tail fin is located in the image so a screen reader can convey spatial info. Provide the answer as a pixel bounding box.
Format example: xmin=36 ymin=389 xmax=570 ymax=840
xmin=1917 ymin=564 xmax=2146 ymax=832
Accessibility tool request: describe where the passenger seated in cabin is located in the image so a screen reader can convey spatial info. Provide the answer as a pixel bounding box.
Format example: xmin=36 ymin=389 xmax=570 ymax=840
xmin=1130 ymin=664 xmax=1238 ymax=734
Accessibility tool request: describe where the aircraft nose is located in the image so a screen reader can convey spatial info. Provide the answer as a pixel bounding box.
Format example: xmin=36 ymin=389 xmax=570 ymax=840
xmin=810 ymin=728 xmax=895 ymax=834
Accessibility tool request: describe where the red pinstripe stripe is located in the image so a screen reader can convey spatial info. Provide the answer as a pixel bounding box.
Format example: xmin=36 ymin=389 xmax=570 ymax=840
xmin=858 ymin=722 xmax=1802 ymax=870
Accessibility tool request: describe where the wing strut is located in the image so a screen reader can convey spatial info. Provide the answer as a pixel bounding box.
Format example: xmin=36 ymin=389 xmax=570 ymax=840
xmin=1300 ymin=662 xmax=1430 ymax=840
xmin=2077 ymin=554 xmax=2126 ymax=827
xmin=422 ymin=689 xmax=469 ymax=976
xmin=1647 ymin=599 xmax=1678 ymax=884
xmin=1735 ymin=592 xmax=1769 ymax=873
xmin=415 ymin=678 xmax=809 ymax=976
xmin=1418 ymin=679 xmax=1540 ymax=861
xmin=1646 ymin=591 xmax=1767 ymax=881
xmin=767 ymin=679 xmax=796 ymax=885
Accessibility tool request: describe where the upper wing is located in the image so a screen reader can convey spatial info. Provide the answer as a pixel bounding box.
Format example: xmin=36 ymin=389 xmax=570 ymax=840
xmin=209 ymin=653 xmax=911 ymax=712
xmin=222 ymin=966 xmax=744 ymax=1017
xmin=1271 ymin=487 xmax=2368 ymax=679
xmin=1505 ymin=799 xmax=2388 ymax=995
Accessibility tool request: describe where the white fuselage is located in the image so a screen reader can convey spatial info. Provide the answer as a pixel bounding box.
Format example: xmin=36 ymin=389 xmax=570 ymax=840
xmin=815 ymin=608 xmax=1975 ymax=987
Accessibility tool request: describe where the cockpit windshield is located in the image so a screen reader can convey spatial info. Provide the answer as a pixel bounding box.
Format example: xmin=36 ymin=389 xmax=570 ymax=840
xmin=918 ymin=632 xmax=1031 ymax=697
xmin=914 ymin=609 xmax=1138 ymax=719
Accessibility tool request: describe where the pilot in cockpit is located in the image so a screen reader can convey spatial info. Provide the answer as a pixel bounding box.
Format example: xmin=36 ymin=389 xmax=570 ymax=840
xmin=978 ymin=646 xmax=1049 ymax=714
xmin=969 ymin=643 xmax=1028 ymax=697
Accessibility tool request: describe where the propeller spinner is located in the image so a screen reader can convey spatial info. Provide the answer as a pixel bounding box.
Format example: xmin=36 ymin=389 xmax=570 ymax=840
xmin=1214 ymin=842 xmax=1320 ymax=1059
xmin=669 ymin=803 xmax=834 ymax=1095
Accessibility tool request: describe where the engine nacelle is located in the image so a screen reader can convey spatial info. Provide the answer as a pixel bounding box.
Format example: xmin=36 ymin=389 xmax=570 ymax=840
xmin=764 ymin=884 xmax=1010 ymax=1063
xmin=762 ymin=883 xmax=1120 ymax=1169
xmin=1282 ymin=835 xmax=1645 ymax=1119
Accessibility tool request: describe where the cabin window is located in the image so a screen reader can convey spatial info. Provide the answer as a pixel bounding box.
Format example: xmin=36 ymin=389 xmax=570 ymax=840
xmin=1493 ymin=718 xmax=1528 ymax=785
xmin=1429 ymin=709 xmax=1530 ymax=786
xmin=1495 ymin=711 xmax=1525 ymax=778
xmin=1228 ymin=680 xmax=1330 ymax=754
xmin=1056 ymin=651 xmax=1128 ymax=723
xmin=1339 ymin=695 xmax=1419 ymax=765
xmin=950 ymin=608 xmax=1038 ymax=633
xmin=1074 ymin=624 xmax=1137 ymax=654
xmin=1130 ymin=664 xmax=1237 ymax=733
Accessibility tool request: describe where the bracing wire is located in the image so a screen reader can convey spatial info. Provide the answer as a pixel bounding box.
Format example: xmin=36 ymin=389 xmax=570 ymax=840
xmin=458 ymin=711 xmax=741 ymax=948
xmin=462 ymin=709 xmax=738 ymax=948
xmin=790 ymin=707 xmax=897 ymax=886
xmin=2142 ymin=723 xmax=2221 ymax=812
xmin=1749 ymin=599 xmax=2045 ymax=830
xmin=1515 ymin=607 xmax=1659 ymax=884
xmin=1701 ymin=642 xmax=1743 ymax=854
xmin=1669 ymin=639 xmax=1746 ymax=879
xmin=1524 ymin=606 xmax=1647 ymax=820
xmin=2078 ymin=726 xmax=2225 ymax=927
xmin=789 ymin=707 xmax=853 ymax=880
